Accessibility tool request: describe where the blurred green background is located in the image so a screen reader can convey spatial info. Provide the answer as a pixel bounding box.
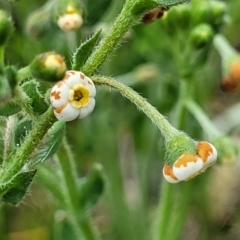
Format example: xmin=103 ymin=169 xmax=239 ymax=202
xmin=1 ymin=0 xmax=240 ymax=239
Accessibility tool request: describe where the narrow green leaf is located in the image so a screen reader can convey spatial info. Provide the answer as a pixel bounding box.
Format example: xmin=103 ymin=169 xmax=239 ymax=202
xmin=72 ymin=29 xmax=102 ymax=70
xmin=78 ymin=164 xmax=104 ymax=210
xmin=29 ymin=121 xmax=66 ymax=166
xmin=21 ymin=79 xmax=48 ymax=115
xmin=1 ymin=169 xmax=37 ymax=205
xmin=0 ymin=100 xmax=21 ymax=116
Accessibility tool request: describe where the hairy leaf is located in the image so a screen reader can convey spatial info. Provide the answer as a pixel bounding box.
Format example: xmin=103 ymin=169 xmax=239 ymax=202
xmin=78 ymin=164 xmax=104 ymax=210
xmin=0 ymin=100 xmax=21 ymax=116
xmin=29 ymin=121 xmax=66 ymax=166
xmin=72 ymin=29 xmax=102 ymax=70
xmin=21 ymin=79 xmax=48 ymax=115
xmin=1 ymin=169 xmax=37 ymax=205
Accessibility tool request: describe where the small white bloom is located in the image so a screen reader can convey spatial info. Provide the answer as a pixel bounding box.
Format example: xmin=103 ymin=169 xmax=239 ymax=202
xmin=57 ymin=12 xmax=83 ymax=31
xmin=50 ymin=70 xmax=96 ymax=121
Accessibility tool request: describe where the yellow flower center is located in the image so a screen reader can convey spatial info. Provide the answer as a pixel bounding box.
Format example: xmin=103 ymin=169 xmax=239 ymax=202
xmin=69 ymin=84 xmax=90 ymax=108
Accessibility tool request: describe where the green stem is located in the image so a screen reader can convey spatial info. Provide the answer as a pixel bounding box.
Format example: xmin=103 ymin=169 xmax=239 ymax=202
xmin=171 ymin=78 xmax=194 ymax=129
xmin=153 ymin=181 xmax=175 ymax=240
xmin=213 ymin=34 xmax=237 ymax=62
xmin=92 ymin=76 xmax=179 ymax=141
xmin=57 ymin=138 xmax=99 ymax=240
xmin=0 ymin=46 xmax=4 ymax=70
xmin=164 ymin=182 xmax=192 ymax=240
xmin=185 ymin=100 xmax=222 ymax=138
xmin=81 ymin=1 xmax=138 ymax=75
xmin=0 ymin=107 xmax=56 ymax=182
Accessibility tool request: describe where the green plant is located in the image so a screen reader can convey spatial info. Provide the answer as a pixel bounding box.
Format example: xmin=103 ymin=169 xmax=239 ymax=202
xmin=0 ymin=0 xmax=240 ymax=239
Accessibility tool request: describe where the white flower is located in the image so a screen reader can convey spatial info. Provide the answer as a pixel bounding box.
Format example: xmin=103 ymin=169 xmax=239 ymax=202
xmin=57 ymin=12 xmax=83 ymax=31
xmin=50 ymin=70 xmax=96 ymax=122
xmin=162 ymin=141 xmax=217 ymax=183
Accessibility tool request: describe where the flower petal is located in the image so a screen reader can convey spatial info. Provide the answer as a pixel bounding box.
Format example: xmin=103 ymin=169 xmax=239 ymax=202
xmin=50 ymin=81 xmax=70 ymax=108
xmin=162 ymin=164 xmax=179 ymax=183
xmin=63 ymin=70 xmax=85 ymax=87
xmin=78 ymin=98 xmax=95 ymax=119
xmin=82 ymin=75 xmax=96 ymax=97
xmin=173 ymin=154 xmax=204 ymax=181
xmin=54 ymin=102 xmax=80 ymax=121
xmin=197 ymin=141 xmax=217 ymax=168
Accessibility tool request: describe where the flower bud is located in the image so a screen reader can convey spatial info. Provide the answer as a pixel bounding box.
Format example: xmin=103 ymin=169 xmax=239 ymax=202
xmin=0 ymin=10 xmax=14 ymax=46
xmin=191 ymin=2 xmax=211 ymax=26
xmin=189 ymin=24 xmax=214 ymax=49
xmin=56 ymin=4 xmax=84 ymax=31
xmin=30 ymin=52 xmax=67 ymax=82
xmin=141 ymin=7 xmax=168 ymax=24
xmin=209 ymin=1 xmax=227 ymax=29
xmin=213 ymin=137 xmax=239 ymax=163
xmin=220 ymin=61 xmax=240 ymax=92
xmin=166 ymin=4 xmax=191 ymax=30
xmin=163 ymin=140 xmax=217 ymax=183
xmin=214 ymin=35 xmax=240 ymax=92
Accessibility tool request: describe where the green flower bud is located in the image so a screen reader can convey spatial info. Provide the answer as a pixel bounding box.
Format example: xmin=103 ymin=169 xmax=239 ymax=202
xmin=191 ymin=2 xmax=211 ymax=26
xmin=0 ymin=10 xmax=14 ymax=46
xmin=30 ymin=52 xmax=67 ymax=82
xmin=167 ymin=4 xmax=191 ymax=30
xmin=189 ymin=24 xmax=214 ymax=49
xmin=213 ymin=137 xmax=239 ymax=163
xmin=209 ymin=1 xmax=227 ymax=29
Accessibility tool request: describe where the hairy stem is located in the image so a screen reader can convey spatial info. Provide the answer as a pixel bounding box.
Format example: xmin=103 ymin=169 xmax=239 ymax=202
xmin=185 ymin=100 xmax=222 ymax=138
xmin=57 ymin=138 xmax=100 ymax=240
xmin=0 ymin=107 xmax=56 ymax=182
xmin=92 ymin=76 xmax=179 ymax=141
xmin=81 ymin=1 xmax=138 ymax=75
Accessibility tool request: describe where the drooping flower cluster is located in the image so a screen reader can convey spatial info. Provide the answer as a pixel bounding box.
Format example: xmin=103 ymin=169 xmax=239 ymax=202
xmin=50 ymin=70 xmax=96 ymax=121
xmin=163 ymin=141 xmax=217 ymax=183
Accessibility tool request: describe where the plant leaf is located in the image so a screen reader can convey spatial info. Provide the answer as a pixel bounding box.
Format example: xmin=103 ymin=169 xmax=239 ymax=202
xmin=72 ymin=29 xmax=102 ymax=70
xmin=1 ymin=169 xmax=37 ymax=205
xmin=78 ymin=163 xmax=104 ymax=210
xmin=21 ymin=79 xmax=48 ymax=115
xmin=29 ymin=121 xmax=66 ymax=166
xmin=0 ymin=100 xmax=21 ymax=116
